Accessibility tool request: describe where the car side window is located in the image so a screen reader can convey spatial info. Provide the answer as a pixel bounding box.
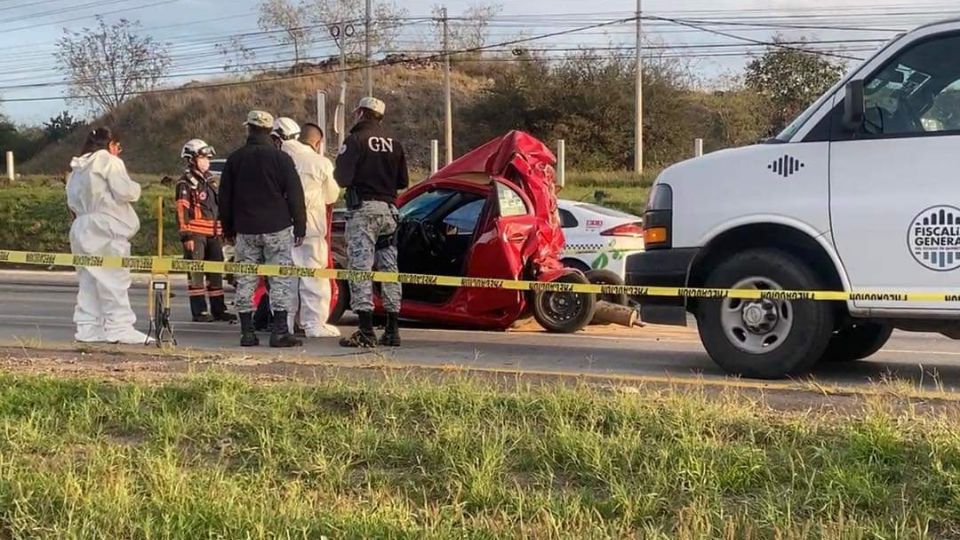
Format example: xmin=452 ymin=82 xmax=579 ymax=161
xmin=443 ymin=198 xmax=485 ymax=234
xmin=495 ymin=182 xmax=528 ymax=217
xmin=400 ymin=189 xmax=455 ymax=220
xmin=861 ymin=33 xmax=960 ymax=136
xmin=558 ymin=209 xmax=578 ymax=228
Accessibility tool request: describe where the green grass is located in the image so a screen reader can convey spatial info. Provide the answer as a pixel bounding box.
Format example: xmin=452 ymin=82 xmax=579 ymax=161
xmin=0 ymin=171 xmax=654 ymax=257
xmin=0 ymin=179 xmax=179 ymax=257
xmin=560 ymin=170 xmax=657 ymax=216
xmin=0 ymin=371 xmax=958 ymax=538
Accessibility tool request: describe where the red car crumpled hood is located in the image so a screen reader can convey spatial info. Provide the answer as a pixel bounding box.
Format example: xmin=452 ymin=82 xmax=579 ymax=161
xmin=431 ymin=131 xmax=565 ymax=275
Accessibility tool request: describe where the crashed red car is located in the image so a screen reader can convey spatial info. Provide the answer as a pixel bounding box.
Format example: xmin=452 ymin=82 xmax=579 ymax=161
xmin=328 ymin=130 xmax=597 ymax=333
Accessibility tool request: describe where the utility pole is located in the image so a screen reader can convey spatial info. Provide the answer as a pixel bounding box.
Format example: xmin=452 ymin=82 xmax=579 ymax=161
xmin=338 ymin=36 xmax=347 ymax=149
xmin=330 ymin=22 xmax=355 ymax=149
xmin=441 ymin=7 xmax=453 ymax=164
xmin=317 ymin=90 xmax=327 ymax=156
xmin=634 ymin=0 xmax=643 ymax=174
xmin=364 ymin=0 xmax=373 ymax=96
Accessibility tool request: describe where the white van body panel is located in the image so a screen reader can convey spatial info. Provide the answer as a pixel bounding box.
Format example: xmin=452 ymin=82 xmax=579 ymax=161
xmin=663 ymin=142 xmax=832 ymax=253
xmin=656 ymin=19 xmax=960 ymax=320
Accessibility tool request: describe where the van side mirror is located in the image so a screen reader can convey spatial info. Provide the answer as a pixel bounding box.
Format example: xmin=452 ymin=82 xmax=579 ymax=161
xmin=843 ymin=80 xmax=865 ymax=132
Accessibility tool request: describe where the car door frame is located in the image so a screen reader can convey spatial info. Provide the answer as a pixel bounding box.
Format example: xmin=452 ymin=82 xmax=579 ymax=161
xmin=457 ymin=177 xmax=538 ymax=316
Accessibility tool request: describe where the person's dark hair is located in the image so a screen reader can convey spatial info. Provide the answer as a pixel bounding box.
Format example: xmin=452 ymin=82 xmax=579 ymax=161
xmin=358 ymin=108 xmax=384 ymax=122
xmin=248 ymin=124 xmax=272 ymax=137
xmin=80 ymin=127 xmax=118 ymax=155
xmin=302 ymin=122 xmax=324 ymax=139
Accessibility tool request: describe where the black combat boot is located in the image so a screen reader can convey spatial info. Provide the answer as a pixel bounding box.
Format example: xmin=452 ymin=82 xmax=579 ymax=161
xmin=339 ymin=311 xmax=378 ymax=348
xmin=239 ymin=312 xmax=259 ymax=347
xmin=209 ymin=295 xmax=237 ymax=322
xmin=379 ymin=312 xmax=401 ymax=347
xmin=189 ymin=292 xmax=214 ymax=322
xmin=270 ymin=310 xmax=303 ymax=348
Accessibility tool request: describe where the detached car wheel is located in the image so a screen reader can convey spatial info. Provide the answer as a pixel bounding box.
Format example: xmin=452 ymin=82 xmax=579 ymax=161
xmin=695 ymin=249 xmax=835 ymax=379
xmin=585 ymin=269 xmax=628 ymax=306
xmin=821 ymin=322 xmax=893 ymax=363
xmin=328 ymin=279 xmax=350 ymax=325
xmin=533 ymin=273 xmax=597 ymax=334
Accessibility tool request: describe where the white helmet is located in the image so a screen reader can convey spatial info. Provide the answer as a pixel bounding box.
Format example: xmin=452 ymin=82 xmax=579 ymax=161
xmin=271 ymin=117 xmax=301 ymax=141
xmin=181 ymin=139 xmax=215 ymax=159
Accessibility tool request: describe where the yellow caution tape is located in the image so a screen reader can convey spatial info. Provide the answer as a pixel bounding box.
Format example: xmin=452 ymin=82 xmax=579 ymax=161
xmin=2 ymin=248 xmax=959 ymax=302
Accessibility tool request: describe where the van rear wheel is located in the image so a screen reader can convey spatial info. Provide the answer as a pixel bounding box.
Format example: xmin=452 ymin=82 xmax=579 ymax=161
xmin=695 ymin=249 xmax=835 ymax=379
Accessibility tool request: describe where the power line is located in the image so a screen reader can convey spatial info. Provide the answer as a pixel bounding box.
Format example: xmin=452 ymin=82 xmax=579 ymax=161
xmin=648 ymin=15 xmax=867 ymax=61
xmin=0 ymin=0 xmax=179 ymax=34
xmin=0 ymin=14 xmax=642 ymax=103
xmin=4 ymin=5 xmax=955 ymax=103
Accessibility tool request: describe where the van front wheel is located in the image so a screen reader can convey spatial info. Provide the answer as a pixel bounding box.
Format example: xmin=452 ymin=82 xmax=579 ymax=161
xmin=695 ymin=249 xmax=835 ymax=379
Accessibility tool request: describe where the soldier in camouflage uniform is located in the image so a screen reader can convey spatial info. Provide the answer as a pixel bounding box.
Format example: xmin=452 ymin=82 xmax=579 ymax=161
xmin=218 ymin=110 xmax=307 ymax=348
xmin=335 ymin=97 xmax=410 ymax=348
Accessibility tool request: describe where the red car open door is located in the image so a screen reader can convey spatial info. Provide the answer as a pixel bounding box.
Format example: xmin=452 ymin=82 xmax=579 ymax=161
xmin=461 ymin=181 xmax=537 ymax=318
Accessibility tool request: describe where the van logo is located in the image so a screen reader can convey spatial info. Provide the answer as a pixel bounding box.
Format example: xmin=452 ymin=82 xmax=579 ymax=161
xmin=767 ymin=155 xmax=805 ymax=178
xmin=908 ymin=205 xmax=960 ymax=272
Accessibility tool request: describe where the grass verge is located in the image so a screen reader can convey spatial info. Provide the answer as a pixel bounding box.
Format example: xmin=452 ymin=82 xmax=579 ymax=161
xmin=0 ymin=370 xmax=958 ymax=538
xmin=0 ymin=170 xmax=654 ymax=258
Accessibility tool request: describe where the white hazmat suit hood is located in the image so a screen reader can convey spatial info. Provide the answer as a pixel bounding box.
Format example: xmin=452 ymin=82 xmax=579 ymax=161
xmin=66 ymin=149 xmax=153 ymax=345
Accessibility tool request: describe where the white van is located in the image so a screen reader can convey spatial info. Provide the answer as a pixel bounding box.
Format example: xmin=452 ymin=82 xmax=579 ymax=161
xmin=627 ymin=18 xmax=960 ymax=379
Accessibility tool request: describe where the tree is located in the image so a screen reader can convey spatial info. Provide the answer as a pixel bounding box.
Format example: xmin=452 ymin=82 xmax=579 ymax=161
xmin=0 ymin=114 xmax=44 ymax=163
xmin=54 ymin=17 xmax=171 ymax=114
xmin=43 ymin=110 xmax=85 ymax=143
xmin=306 ymin=0 xmax=408 ymax=56
xmin=215 ymin=35 xmax=259 ymax=74
xmin=744 ymin=39 xmax=845 ymax=132
xmin=463 ymin=50 xmax=699 ymax=169
xmin=432 ymin=2 xmax=502 ymax=51
xmin=257 ymin=0 xmax=311 ymax=66
xmin=234 ymin=0 xmax=407 ymax=71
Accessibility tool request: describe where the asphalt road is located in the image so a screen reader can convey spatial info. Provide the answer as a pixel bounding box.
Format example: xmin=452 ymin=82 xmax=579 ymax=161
xmin=2 ymin=274 xmax=960 ymax=390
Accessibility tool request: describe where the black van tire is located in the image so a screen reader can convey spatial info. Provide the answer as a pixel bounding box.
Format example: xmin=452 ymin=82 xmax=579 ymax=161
xmin=534 ymin=273 xmax=597 ymax=333
xmin=821 ymin=322 xmax=893 ymax=363
xmin=585 ymin=269 xmax=628 ymax=305
xmin=695 ymin=249 xmax=835 ymax=379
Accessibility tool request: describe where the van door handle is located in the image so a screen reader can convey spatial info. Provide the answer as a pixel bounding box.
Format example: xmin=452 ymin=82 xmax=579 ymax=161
xmin=508 ymin=233 xmax=525 ymax=242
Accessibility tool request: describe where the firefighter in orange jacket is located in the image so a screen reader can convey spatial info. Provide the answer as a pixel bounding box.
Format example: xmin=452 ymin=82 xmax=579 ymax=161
xmin=175 ymin=139 xmax=236 ymax=322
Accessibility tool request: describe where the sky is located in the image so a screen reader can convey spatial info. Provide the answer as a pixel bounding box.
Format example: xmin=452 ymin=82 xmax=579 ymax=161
xmin=1 ymin=0 xmax=957 ymax=124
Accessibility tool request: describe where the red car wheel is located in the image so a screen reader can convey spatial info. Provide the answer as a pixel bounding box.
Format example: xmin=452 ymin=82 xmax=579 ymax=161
xmin=533 ymin=272 xmax=597 ymax=333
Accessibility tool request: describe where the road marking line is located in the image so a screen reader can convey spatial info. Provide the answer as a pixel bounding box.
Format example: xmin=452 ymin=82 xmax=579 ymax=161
xmin=881 ymin=348 xmax=960 ymax=357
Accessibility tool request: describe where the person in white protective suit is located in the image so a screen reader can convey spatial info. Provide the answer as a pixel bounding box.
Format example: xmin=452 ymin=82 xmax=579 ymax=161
xmin=66 ymin=128 xmax=154 ymax=344
xmin=272 ymin=117 xmax=342 ymax=337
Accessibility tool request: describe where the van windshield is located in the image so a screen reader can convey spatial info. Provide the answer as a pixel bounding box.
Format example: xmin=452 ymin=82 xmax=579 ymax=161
xmin=772 ymin=86 xmax=839 ymax=142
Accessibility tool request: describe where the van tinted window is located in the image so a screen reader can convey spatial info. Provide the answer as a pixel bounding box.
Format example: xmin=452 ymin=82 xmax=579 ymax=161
xmin=862 ymin=34 xmax=960 ymax=136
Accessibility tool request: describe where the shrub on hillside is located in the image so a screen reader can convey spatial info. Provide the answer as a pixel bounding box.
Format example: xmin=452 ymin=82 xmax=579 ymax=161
xmin=461 ymin=53 xmax=771 ymax=169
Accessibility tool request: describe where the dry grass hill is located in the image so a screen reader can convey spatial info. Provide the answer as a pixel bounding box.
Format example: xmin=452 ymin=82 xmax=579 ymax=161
xmin=24 ymin=65 xmax=490 ymax=176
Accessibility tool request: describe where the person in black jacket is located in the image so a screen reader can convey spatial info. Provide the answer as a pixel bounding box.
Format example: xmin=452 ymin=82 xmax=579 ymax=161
xmin=219 ymin=110 xmax=307 ymax=348
xmin=335 ymin=97 xmax=410 ymax=348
